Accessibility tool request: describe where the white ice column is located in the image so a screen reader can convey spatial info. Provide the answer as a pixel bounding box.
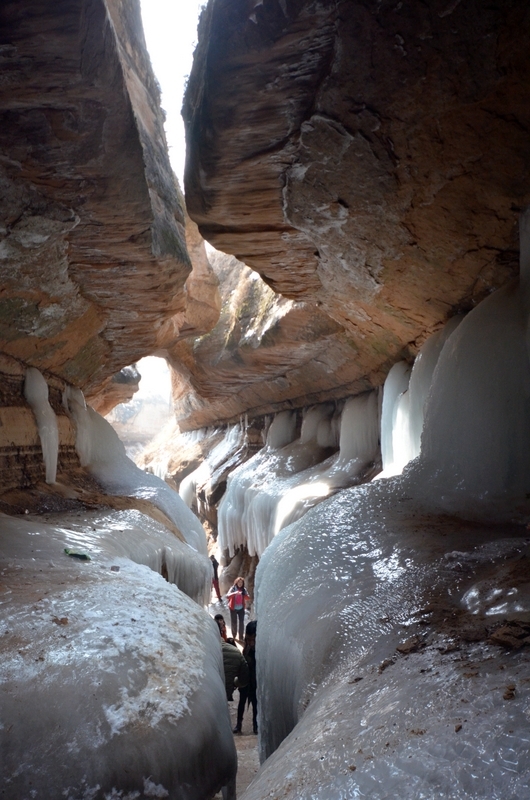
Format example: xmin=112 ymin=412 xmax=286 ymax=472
xmin=24 ymin=367 xmax=59 ymax=484
xmin=418 ymin=278 xmax=530 ymax=513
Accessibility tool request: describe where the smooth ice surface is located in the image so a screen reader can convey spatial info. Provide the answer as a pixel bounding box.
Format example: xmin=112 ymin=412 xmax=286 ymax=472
xmin=377 ymin=317 xmax=462 ymax=480
xmin=416 ymin=280 xmax=530 ymax=516
xmin=0 ymin=512 xmax=236 ymax=799
xmin=42 ymin=507 xmax=211 ymax=605
xmin=64 ymin=387 xmax=208 ymax=555
xmin=218 ymin=399 xmax=378 ymax=557
xmin=379 ymin=361 xmax=410 ymax=475
xmin=24 ymin=367 xmax=59 ymax=483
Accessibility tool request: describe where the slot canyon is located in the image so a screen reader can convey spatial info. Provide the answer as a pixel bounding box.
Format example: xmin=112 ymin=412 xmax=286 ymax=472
xmin=1 ymin=1 xmax=530 ymax=798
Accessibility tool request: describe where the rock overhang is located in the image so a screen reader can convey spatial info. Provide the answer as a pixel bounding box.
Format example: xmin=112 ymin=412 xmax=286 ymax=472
xmin=181 ymin=0 xmax=530 ymax=426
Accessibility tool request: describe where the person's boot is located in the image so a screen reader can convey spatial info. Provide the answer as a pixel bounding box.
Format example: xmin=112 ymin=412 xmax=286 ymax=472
xmin=232 ymin=723 xmax=242 ymax=734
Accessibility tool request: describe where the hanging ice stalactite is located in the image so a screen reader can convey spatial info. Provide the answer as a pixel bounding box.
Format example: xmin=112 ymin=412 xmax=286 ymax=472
xmin=24 ymin=367 xmax=59 ymax=484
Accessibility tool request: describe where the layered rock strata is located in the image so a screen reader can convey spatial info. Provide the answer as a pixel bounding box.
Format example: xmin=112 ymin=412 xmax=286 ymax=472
xmin=0 ymin=0 xmax=206 ymax=397
xmin=168 ymin=249 xmax=378 ymax=430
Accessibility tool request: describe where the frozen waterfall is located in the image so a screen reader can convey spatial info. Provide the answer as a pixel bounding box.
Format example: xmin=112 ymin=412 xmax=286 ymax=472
xmin=24 ymin=367 xmax=59 ymax=484
xmin=218 ymin=397 xmax=379 ymax=557
xmin=179 ymin=422 xmax=245 ymax=515
xmin=377 ymin=315 xmax=462 ymax=479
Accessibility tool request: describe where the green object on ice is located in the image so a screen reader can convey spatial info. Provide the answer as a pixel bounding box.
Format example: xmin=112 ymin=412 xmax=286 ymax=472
xmin=64 ymin=548 xmax=91 ymax=561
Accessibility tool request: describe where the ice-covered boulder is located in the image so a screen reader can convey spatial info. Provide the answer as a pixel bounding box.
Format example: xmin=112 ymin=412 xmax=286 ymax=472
xmin=0 ymin=512 xmax=236 ymax=799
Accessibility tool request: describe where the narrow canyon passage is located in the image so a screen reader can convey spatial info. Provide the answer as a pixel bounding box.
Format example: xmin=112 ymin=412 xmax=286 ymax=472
xmin=2 ymin=0 xmax=530 ymax=798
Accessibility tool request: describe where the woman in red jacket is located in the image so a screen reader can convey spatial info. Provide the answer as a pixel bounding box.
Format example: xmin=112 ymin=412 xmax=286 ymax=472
xmin=226 ymin=577 xmax=249 ymax=642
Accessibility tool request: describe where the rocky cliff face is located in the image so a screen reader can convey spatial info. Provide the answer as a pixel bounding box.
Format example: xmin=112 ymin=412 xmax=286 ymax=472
xmin=168 ymin=248 xmax=371 ymax=429
xmin=0 ymin=0 xmax=222 ymax=486
xmin=0 ymin=0 xmax=208 ymax=396
xmin=183 ymin=0 xmax=530 ymax=423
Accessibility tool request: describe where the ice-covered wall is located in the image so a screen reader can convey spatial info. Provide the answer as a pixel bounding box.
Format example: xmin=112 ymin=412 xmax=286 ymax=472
xmin=251 ymin=487 xmax=530 ymax=798
xmin=180 ymin=422 xmax=245 ymax=515
xmin=245 ymin=267 xmax=530 ymax=798
xmin=378 ymin=316 xmax=462 ymax=479
xmin=217 ymin=397 xmax=380 ymax=558
xmin=24 ymin=367 xmax=59 ymax=484
xmin=0 ymin=512 xmax=236 ymax=798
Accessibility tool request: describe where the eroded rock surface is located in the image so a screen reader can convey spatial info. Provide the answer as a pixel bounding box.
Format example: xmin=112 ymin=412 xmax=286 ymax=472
xmin=0 ymin=0 xmax=194 ymax=395
xmin=168 ymin=249 xmax=382 ymax=429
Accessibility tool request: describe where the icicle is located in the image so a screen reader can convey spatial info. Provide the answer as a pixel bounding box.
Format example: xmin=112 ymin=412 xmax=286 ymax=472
xmin=218 ymin=397 xmax=379 ymax=558
xmin=179 ymin=424 xmax=244 ymax=510
xmin=24 ymin=367 xmax=59 ymax=484
xmin=266 ymin=410 xmax=297 ymax=448
xmin=379 ymin=361 xmax=411 ymax=474
xmin=377 ymin=318 xmax=462 ymax=479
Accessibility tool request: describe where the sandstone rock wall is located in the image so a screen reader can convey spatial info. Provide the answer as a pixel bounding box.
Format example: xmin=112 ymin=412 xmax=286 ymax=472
xmin=0 ymin=0 xmax=200 ymax=397
xmin=183 ymin=0 xmax=530 ymax=424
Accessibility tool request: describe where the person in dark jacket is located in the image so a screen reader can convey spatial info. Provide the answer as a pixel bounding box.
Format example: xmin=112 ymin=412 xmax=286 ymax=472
xmin=221 ymin=640 xmax=249 ymax=701
xmin=210 ymin=554 xmax=223 ymax=603
xmin=233 ymin=620 xmax=257 ymax=735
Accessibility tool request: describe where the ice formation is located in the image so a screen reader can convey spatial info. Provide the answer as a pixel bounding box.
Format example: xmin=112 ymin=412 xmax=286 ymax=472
xmin=377 ymin=316 xmax=463 ymax=479
xmin=415 ymin=279 xmax=530 ymax=516
xmin=64 ymin=387 xmax=208 ymax=556
xmin=24 ymin=366 xmax=59 ymax=484
xmin=218 ymin=397 xmax=379 ymax=557
xmin=244 ymin=267 xmax=530 ymax=798
xmin=0 ymin=512 xmax=236 ymax=798
xmin=217 ymin=410 xmax=299 ymax=556
xmin=179 ymin=422 xmax=245 ymax=514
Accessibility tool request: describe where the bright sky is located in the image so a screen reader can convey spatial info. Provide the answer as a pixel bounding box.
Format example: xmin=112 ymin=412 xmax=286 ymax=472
xmin=139 ymin=0 xmax=205 ymax=184
xmin=135 ymin=356 xmax=171 ymax=403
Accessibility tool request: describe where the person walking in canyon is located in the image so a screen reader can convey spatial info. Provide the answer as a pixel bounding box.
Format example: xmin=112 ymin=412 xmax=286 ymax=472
xmin=221 ymin=638 xmax=249 ymax=701
xmin=226 ymin=577 xmax=250 ymax=642
xmin=210 ymin=554 xmax=223 ymax=603
xmin=233 ymin=620 xmax=258 ymax=735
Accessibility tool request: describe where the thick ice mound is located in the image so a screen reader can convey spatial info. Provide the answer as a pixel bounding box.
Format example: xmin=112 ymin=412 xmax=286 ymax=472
xmin=250 ymin=483 xmax=530 ymax=799
xmin=245 ymin=272 xmax=530 ymax=798
xmin=413 ymin=280 xmax=530 ymax=516
xmin=40 ymin=507 xmax=212 ymax=605
xmin=0 ymin=513 xmax=236 ymax=799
